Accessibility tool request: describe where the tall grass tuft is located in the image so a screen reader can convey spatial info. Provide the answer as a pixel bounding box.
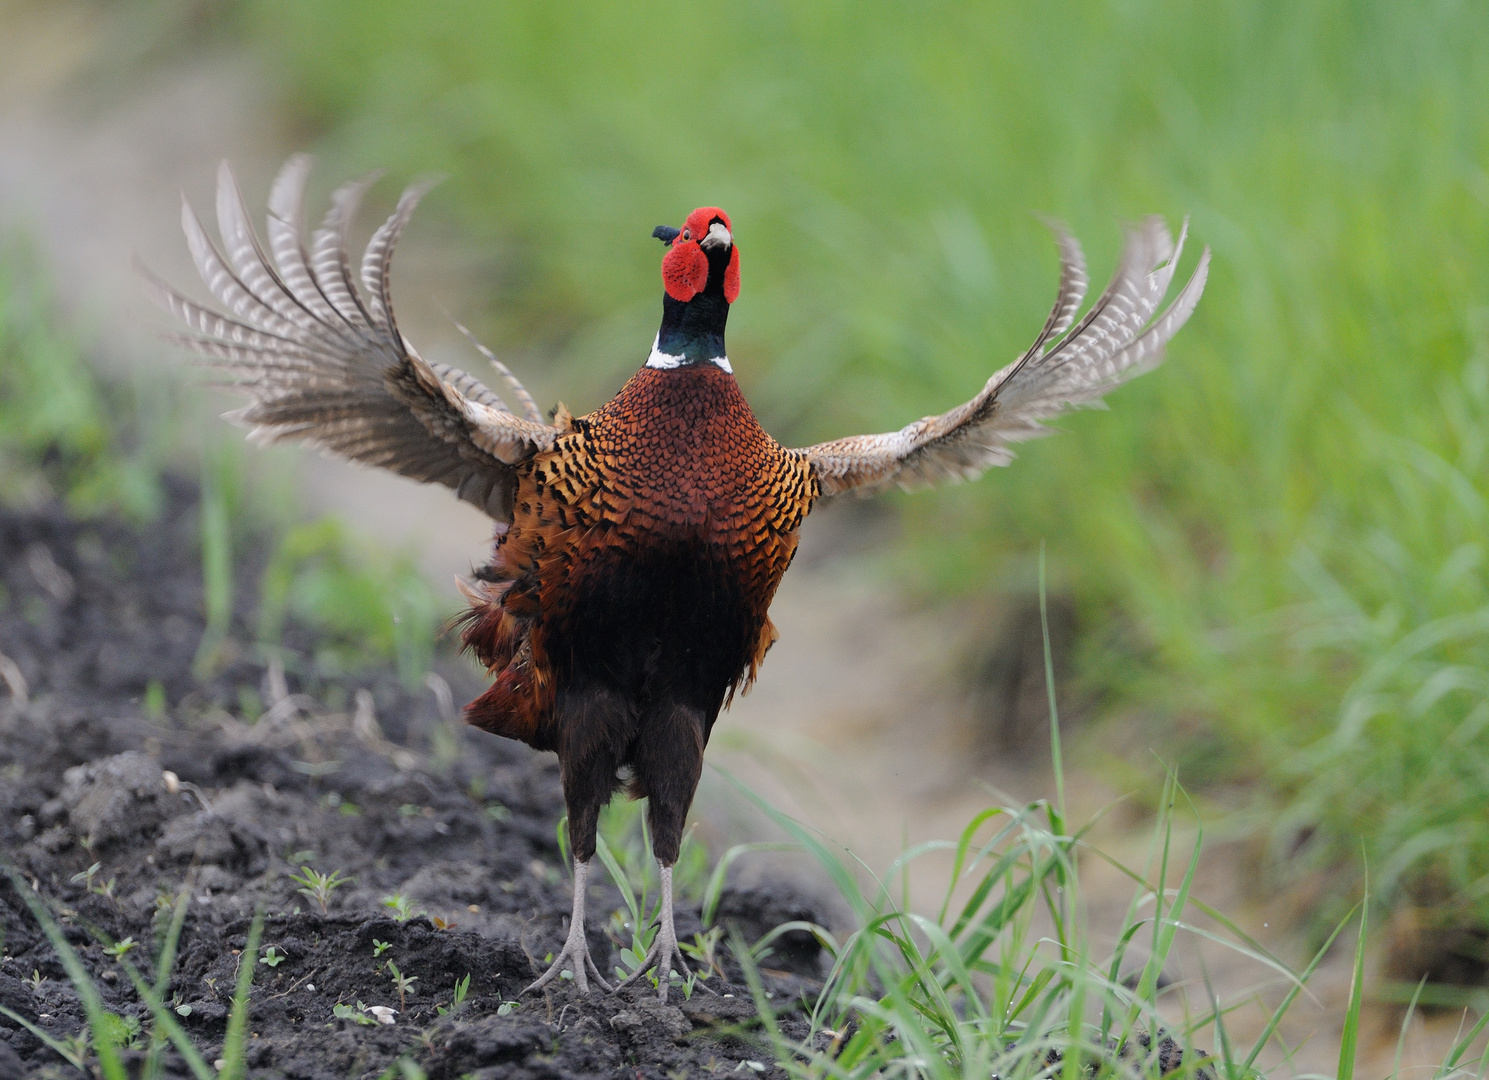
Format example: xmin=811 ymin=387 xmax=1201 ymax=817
xmin=1271 ymin=358 xmax=1489 ymax=950
xmin=702 ymin=573 xmax=1291 ymax=1077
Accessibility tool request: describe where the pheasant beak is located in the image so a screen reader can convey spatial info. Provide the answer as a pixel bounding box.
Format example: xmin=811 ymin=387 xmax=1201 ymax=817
xmin=652 ymin=225 xmax=681 ymax=245
xmin=699 ymin=220 xmax=733 ymax=251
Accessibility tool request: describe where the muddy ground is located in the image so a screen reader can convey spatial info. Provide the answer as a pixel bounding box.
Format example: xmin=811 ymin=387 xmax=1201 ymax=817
xmin=0 ymin=480 xmax=831 ymax=1079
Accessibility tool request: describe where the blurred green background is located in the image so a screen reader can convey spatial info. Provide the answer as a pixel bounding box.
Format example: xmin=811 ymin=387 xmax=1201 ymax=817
xmin=5 ymin=0 xmax=1489 ymax=984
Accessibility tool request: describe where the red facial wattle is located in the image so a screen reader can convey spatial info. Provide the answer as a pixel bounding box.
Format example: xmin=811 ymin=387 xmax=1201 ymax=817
xmin=724 ymin=246 xmax=740 ymax=304
xmin=661 ymin=240 xmax=709 ymax=302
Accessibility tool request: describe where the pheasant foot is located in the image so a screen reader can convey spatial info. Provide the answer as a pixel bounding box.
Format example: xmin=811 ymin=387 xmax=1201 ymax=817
xmin=525 ymin=858 xmax=613 ymax=995
xmin=615 ymin=863 xmax=695 ymax=1002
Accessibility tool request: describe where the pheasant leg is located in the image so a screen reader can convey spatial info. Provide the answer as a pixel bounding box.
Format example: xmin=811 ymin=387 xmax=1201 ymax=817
xmin=525 ymin=858 xmax=613 ymax=994
xmin=615 ymin=862 xmax=693 ymax=1002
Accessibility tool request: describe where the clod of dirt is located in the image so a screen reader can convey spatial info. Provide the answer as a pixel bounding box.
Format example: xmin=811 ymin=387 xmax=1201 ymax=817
xmin=1383 ymin=904 xmax=1489 ymax=987
xmin=0 ymin=1038 xmax=25 ymax=1080
xmin=679 ymin=992 xmax=760 ymax=1027
xmin=51 ymin=750 xmax=175 ymax=850
xmin=155 ymin=808 xmax=268 ymax=871
xmin=608 ymin=1000 xmax=691 ymax=1043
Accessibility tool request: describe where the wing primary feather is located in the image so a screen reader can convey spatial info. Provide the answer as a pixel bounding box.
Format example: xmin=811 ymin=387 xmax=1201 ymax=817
xmin=360 ymin=175 xmax=443 ymax=331
xmin=1109 ymin=243 xmax=1211 ymax=379
xmin=443 ymin=311 xmax=546 ymax=424
xmin=1023 ymin=218 xmax=1088 ymax=360
xmin=140 ymin=263 xmax=322 ymax=360
xmin=309 ymin=172 xmax=383 ymax=335
xmin=213 ymin=161 xmax=330 ymax=341
xmin=266 ymin=155 xmax=348 ymax=329
xmin=180 ymin=198 xmax=307 ymax=341
xmin=1043 ymin=225 xmax=1089 ymax=347
xmin=987 ymin=221 xmax=1091 ymax=399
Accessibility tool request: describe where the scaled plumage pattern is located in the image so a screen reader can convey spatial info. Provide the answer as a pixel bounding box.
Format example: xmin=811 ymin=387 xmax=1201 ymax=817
xmin=153 ymin=156 xmax=1209 ymax=1000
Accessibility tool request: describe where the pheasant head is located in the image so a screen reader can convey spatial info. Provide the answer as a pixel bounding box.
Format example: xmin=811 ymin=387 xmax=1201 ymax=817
xmin=648 ymin=207 xmax=738 ymax=371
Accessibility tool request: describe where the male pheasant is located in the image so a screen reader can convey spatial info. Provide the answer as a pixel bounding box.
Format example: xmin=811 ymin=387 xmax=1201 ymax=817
xmin=150 ymin=156 xmax=1209 ymax=1000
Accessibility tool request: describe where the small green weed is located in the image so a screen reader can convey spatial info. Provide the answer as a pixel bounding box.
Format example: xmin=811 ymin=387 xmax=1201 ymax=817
xmin=333 ymin=1001 xmax=380 ymax=1026
xmin=435 ymin=973 xmax=470 ymax=1016
xmin=70 ymin=860 xmax=117 ymax=901
xmin=680 ymin=926 xmax=726 ymax=981
xmin=1 ymin=864 xmax=128 ymax=1079
xmin=290 ymin=865 xmax=352 ymax=914
xmin=386 ymin=960 xmax=418 ymax=1010
xmin=381 ymin=893 xmax=422 ymax=922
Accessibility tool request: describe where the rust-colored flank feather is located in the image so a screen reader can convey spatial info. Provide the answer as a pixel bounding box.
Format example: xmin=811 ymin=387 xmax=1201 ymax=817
xmin=460 ymin=364 xmax=816 ymax=752
xmin=152 ymin=156 xmax=1208 ymax=999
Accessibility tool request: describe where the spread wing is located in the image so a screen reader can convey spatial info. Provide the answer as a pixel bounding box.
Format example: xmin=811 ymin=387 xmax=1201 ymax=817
xmin=799 ymin=217 xmax=1210 ymax=497
xmin=143 ymin=155 xmax=558 ymax=521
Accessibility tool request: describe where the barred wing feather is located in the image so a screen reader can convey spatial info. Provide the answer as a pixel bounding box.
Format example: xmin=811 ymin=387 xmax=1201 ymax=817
xmin=144 ymin=155 xmax=556 ymax=521
xmin=801 ymin=217 xmax=1209 ymax=497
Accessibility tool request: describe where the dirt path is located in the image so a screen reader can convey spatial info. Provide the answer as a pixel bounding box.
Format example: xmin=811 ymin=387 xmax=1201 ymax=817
xmin=0 ymin=14 xmax=1466 ymax=1075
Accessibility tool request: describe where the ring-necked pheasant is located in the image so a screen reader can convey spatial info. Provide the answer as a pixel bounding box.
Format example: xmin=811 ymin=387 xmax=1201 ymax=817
xmin=149 ymin=156 xmax=1208 ymax=1000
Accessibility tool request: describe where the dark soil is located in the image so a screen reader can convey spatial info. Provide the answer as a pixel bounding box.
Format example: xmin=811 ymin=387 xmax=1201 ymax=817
xmin=0 ymin=482 xmax=830 ymax=1079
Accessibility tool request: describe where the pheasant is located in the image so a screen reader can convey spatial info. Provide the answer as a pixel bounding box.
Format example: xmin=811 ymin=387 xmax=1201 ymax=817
xmin=149 ymin=156 xmax=1209 ymax=1001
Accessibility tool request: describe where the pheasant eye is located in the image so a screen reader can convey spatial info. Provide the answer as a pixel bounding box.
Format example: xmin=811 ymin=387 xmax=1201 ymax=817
xmin=682 ymin=229 xmax=690 ymax=240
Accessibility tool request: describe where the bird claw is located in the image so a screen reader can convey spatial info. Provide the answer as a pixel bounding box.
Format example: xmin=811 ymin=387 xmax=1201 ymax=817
xmin=614 ymin=926 xmax=692 ymax=1002
xmin=525 ymin=856 xmax=612 ymax=996
xmin=524 ymin=929 xmax=613 ymax=996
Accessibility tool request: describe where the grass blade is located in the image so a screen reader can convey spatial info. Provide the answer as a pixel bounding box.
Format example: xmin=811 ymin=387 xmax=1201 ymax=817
xmin=115 ymin=956 xmax=214 ymax=1080
xmin=0 ymin=1003 xmax=87 ymax=1070
xmin=700 ymin=841 xmax=797 ymax=927
xmin=1392 ymin=976 xmax=1428 ymax=1080
xmin=143 ymin=888 xmax=193 ymax=1080
xmin=3 ymin=866 xmax=127 ymax=1080
xmin=1337 ymin=881 xmax=1370 ymax=1080
xmin=1238 ymin=905 xmax=1357 ymax=1072
xmin=1039 ymin=543 xmax=1065 ymax=822
xmin=594 ymin=831 xmax=640 ymax=930
xmin=219 ymin=908 xmax=264 ymax=1080
xmin=1433 ymin=999 xmax=1489 ymax=1078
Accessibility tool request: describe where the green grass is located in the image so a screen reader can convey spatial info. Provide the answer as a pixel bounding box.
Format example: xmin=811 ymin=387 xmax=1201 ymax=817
xmin=232 ymin=0 xmax=1489 ymax=946
xmin=563 ymin=579 xmax=1423 ymax=1078
xmin=1262 ymin=364 xmax=1489 ymax=946
xmin=0 ymin=241 xmax=165 ymax=520
xmin=257 ymin=517 xmax=442 ymax=689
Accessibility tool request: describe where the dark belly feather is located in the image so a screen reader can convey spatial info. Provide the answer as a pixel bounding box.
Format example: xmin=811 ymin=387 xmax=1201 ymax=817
xmin=461 ymin=363 xmax=815 ymax=755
